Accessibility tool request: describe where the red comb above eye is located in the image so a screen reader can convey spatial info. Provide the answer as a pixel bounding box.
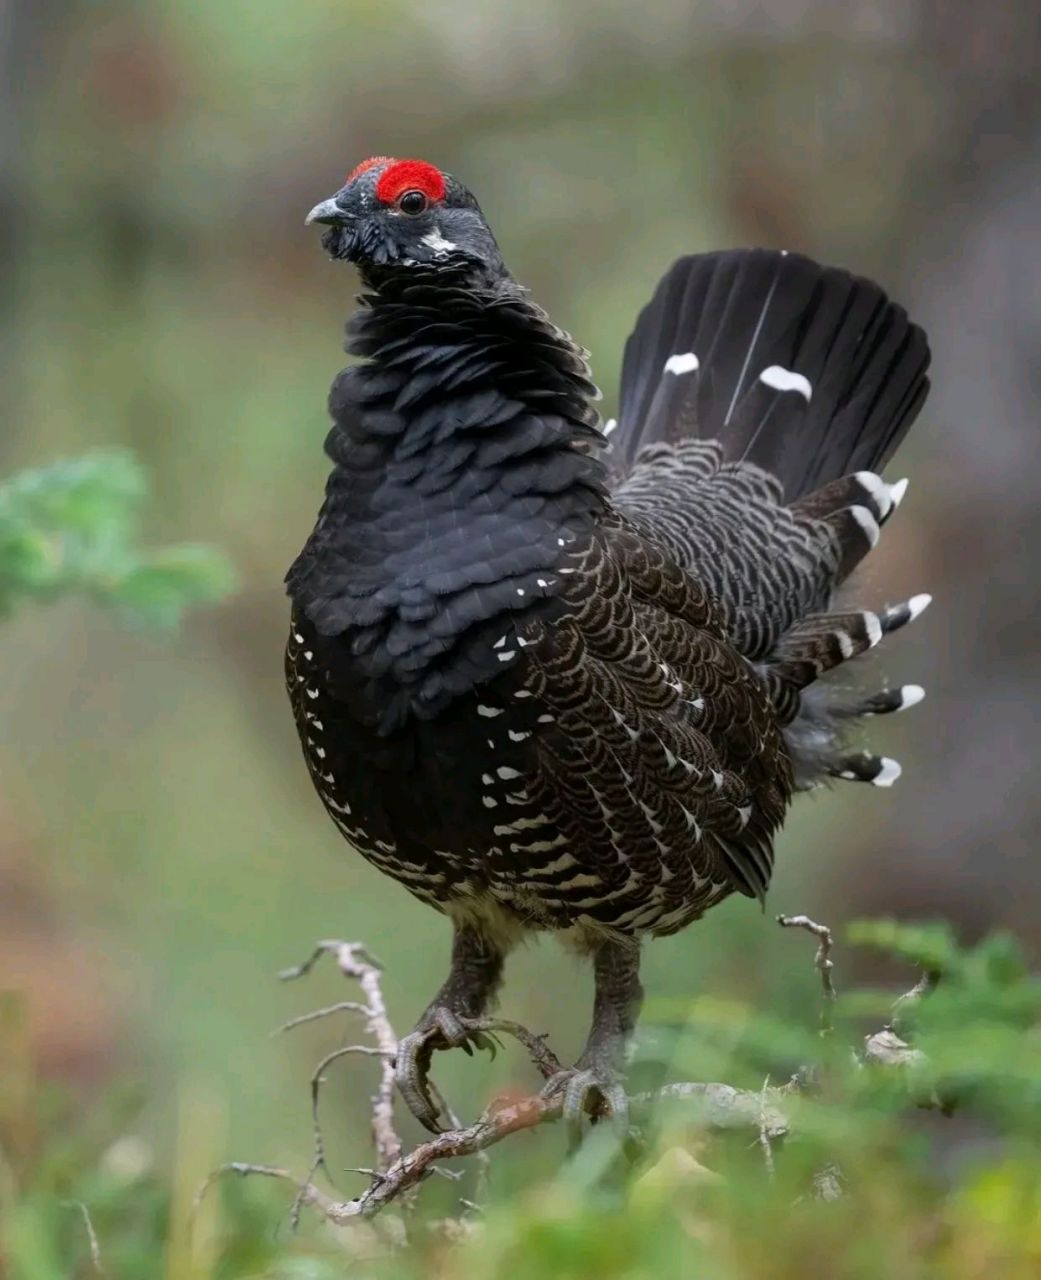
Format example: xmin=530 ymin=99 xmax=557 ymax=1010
xmin=345 ymin=155 xmax=392 ymax=185
xmin=375 ymin=159 xmax=446 ymax=205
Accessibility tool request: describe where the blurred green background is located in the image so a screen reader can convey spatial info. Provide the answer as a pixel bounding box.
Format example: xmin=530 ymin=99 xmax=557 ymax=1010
xmin=2 ymin=0 xmax=1039 ymax=1235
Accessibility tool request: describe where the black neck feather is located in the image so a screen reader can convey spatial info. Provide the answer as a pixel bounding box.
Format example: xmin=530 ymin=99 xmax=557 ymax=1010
xmin=287 ymin=265 xmax=609 ymax=719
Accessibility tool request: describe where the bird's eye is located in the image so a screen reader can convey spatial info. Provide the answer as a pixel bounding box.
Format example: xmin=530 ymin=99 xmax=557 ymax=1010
xmin=397 ymin=189 xmax=428 ymax=216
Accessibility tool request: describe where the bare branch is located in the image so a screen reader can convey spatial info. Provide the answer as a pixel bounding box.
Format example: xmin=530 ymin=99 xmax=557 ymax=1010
xmin=274 ymin=1000 xmax=370 ymax=1035
xmin=63 ymin=1200 xmax=106 ymax=1275
xmin=212 ymin=923 xmax=950 ymax=1227
xmin=206 ymin=1079 xmax=788 ymax=1225
xmin=331 ymin=943 xmax=403 ymax=1173
xmin=777 ymin=913 xmax=837 ymax=1034
xmin=647 ymin=1082 xmax=790 ymax=1140
xmin=452 ymin=1016 xmax=563 ymax=1082
xmin=281 ymin=941 xmax=404 ymax=1174
xmin=889 ymin=968 xmax=942 ymax=1034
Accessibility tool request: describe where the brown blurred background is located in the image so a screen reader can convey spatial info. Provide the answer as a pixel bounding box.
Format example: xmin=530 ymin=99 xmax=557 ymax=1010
xmin=2 ymin=0 xmax=1038 ymax=1161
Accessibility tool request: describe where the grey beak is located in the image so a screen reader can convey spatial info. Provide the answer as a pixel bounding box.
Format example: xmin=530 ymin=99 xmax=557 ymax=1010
xmin=305 ymin=197 xmax=348 ymax=227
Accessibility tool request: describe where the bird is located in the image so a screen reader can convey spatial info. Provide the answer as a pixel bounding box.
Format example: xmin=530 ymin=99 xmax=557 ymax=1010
xmin=285 ymin=155 xmax=931 ymax=1135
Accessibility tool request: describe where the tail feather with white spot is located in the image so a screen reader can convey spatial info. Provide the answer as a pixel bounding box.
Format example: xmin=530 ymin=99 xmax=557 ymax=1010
xmin=615 ymin=249 xmax=930 ymax=499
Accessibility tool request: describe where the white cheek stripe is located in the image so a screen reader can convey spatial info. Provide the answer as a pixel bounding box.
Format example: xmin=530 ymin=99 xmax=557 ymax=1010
xmin=759 ymin=365 xmax=812 ymax=401
xmin=422 ymin=229 xmax=457 ymax=253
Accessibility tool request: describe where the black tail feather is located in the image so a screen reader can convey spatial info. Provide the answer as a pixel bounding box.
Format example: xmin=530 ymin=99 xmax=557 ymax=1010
xmin=617 ymin=250 xmax=930 ymax=500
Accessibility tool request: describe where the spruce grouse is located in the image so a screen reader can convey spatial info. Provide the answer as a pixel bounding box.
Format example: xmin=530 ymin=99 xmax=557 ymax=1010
xmin=286 ymin=156 xmax=931 ymax=1132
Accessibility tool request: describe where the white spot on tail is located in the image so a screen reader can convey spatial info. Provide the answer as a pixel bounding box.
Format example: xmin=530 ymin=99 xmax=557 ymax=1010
xmin=664 ymin=352 xmax=699 ymax=376
xmin=602 ymin=418 xmax=618 ymax=436
xmin=873 ymin=757 xmax=902 ymax=787
xmin=889 ymin=477 xmax=909 ymax=509
xmin=759 ymin=365 xmax=812 ymax=401
xmin=478 ymin=705 xmax=503 ymax=718
xmin=496 ymin=766 xmax=521 ymax=780
xmin=907 ymin=593 xmax=932 ymax=621
xmin=865 ymin=612 xmax=883 ymax=648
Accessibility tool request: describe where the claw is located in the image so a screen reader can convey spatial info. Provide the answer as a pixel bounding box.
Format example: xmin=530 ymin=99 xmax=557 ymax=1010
xmin=394 ymin=1008 xmax=496 ymax=1132
xmin=541 ymin=1066 xmax=630 ymax=1148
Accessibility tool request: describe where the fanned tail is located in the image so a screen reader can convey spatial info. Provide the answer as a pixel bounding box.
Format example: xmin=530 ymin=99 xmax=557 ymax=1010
xmin=616 ymin=249 xmax=930 ymax=500
xmin=614 ymin=249 xmax=932 ymax=790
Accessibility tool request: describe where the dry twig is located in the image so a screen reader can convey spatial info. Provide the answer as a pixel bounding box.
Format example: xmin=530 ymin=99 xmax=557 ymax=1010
xmin=63 ymin=1200 xmax=106 ymax=1275
xmin=201 ymin=921 xmax=944 ymax=1227
xmin=281 ymin=942 xmax=404 ymax=1174
xmin=777 ymin=914 xmax=837 ymax=1034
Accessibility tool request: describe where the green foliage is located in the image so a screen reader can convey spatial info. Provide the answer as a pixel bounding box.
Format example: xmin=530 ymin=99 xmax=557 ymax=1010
xmin=0 ymin=452 xmax=235 ymax=626
xmin=5 ymin=923 xmax=1041 ymax=1278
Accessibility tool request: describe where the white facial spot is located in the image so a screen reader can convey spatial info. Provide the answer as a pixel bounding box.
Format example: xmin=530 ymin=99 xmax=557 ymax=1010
xmin=759 ymin=365 xmax=812 ymax=401
xmin=422 ymin=229 xmax=457 ymax=254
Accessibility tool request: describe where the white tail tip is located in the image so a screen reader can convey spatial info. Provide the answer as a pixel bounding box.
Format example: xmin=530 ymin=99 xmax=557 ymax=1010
xmin=899 ymin=684 xmax=926 ymax=710
xmin=873 ymin=757 xmax=903 ymax=787
xmin=889 ymin=478 xmax=910 ymax=509
xmin=907 ymin=593 xmax=932 ymax=621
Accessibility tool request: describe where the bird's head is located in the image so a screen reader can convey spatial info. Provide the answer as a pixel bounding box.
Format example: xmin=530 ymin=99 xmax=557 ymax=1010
xmin=305 ymin=156 xmax=505 ymax=281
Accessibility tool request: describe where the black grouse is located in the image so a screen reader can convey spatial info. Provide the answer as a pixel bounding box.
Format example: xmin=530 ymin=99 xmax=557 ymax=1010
xmin=286 ymin=156 xmax=931 ymax=1132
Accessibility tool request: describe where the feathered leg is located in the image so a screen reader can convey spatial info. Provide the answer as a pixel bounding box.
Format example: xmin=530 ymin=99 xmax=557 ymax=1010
xmin=395 ymin=923 xmax=506 ymax=1131
xmin=544 ymin=939 xmax=643 ymax=1139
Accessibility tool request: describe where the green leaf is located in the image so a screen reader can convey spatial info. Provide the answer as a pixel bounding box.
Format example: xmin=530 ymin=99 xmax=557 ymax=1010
xmin=0 ymin=451 xmax=235 ymax=626
xmin=846 ymin=918 xmax=961 ymax=974
xmin=109 ymin=546 xmax=238 ymax=629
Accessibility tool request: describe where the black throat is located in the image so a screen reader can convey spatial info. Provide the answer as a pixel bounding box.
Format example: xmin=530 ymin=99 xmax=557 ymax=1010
xmin=287 ymin=262 xmax=610 ymax=725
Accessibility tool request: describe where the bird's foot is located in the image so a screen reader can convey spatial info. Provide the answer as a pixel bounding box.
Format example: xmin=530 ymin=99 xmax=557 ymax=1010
xmin=540 ymin=1061 xmax=629 ymax=1147
xmin=394 ymin=1007 xmax=497 ymax=1132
